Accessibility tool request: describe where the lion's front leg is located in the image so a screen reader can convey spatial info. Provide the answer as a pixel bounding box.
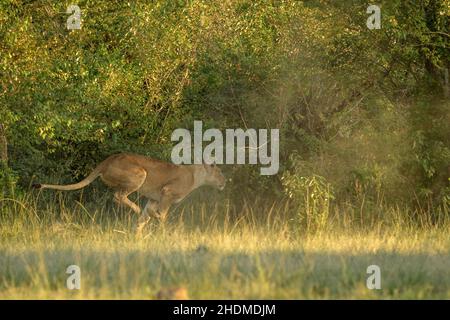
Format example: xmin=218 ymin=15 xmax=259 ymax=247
xmin=155 ymin=185 xmax=181 ymax=223
xmin=136 ymin=199 xmax=158 ymax=234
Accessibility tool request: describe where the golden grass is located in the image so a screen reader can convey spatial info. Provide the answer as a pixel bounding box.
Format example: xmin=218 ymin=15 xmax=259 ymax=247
xmin=0 ymin=194 xmax=449 ymax=299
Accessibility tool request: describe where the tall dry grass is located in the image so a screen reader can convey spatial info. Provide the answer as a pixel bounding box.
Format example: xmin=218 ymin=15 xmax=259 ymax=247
xmin=0 ymin=191 xmax=449 ymax=299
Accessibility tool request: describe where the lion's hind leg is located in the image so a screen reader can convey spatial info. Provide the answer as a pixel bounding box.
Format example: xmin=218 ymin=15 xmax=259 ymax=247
xmin=113 ymin=191 xmax=142 ymax=214
xmin=100 ymin=161 xmax=147 ymax=215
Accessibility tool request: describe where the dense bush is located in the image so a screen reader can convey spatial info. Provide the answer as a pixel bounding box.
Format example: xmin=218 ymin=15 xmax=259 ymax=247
xmin=0 ymin=0 xmax=448 ymax=215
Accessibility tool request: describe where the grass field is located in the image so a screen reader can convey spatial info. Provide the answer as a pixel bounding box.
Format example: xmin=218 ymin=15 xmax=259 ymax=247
xmin=0 ymin=193 xmax=449 ymax=299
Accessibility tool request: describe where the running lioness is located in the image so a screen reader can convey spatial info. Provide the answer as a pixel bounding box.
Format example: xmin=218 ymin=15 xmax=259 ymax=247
xmin=33 ymin=153 xmax=226 ymax=226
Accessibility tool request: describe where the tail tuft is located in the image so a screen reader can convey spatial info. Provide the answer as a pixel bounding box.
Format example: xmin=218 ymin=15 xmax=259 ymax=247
xmin=32 ymin=183 xmax=42 ymax=189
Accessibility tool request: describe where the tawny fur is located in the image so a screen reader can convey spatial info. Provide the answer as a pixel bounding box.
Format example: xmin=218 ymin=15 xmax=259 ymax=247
xmin=34 ymin=153 xmax=226 ymax=229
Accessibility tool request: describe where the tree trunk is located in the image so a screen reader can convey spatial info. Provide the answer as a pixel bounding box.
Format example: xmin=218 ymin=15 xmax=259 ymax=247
xmin=0 ymin=123 xmax=8 ymax=164
xmin=443 ymin=67 xmax=449 ymax=98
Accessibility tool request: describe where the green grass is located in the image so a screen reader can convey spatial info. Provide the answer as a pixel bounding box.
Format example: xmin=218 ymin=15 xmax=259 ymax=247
xmin=0 ymin=193 xmax=449 ymax=299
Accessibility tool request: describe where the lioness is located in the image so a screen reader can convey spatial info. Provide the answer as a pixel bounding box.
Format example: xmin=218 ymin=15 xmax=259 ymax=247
xmin=33 ymin=153 xmax=226 ymax=227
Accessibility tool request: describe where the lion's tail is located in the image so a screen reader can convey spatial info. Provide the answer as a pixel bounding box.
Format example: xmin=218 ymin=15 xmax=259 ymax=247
xmin=33 ymin=161 xmax=106 ymax=191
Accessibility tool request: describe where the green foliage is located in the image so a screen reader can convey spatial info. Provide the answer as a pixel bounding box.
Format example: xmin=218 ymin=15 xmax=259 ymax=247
xmin=282 ymin=161 xmax=334 ymax=232
xmin=0 ymin=0 xmax=448 ymax=213
xmin=0 ymin=162 xmax=18 ymax=197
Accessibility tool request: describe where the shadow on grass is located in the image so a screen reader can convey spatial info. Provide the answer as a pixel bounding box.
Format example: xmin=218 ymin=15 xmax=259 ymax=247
xmin=0 ymin=247 xmax=449 ymax=299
